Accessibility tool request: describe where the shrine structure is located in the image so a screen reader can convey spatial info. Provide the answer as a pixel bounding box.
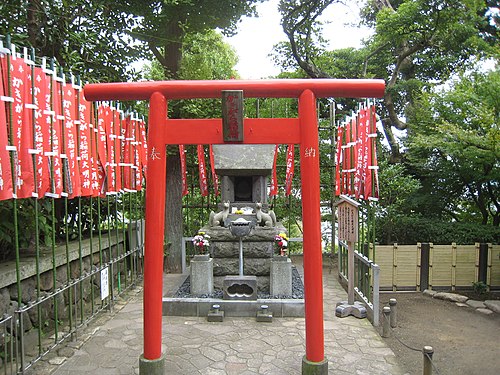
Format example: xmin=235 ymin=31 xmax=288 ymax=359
xmin=84 ymin=78 xmax=385 ymax=375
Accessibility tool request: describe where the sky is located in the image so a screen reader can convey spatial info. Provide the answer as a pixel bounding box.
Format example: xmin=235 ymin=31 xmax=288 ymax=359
xmin=224 ymin=0 xmax=373 ymax=79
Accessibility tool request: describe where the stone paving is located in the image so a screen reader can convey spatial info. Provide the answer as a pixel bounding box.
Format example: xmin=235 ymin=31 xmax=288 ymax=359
xmin=29 ymin=261 xmax=406 ymax=375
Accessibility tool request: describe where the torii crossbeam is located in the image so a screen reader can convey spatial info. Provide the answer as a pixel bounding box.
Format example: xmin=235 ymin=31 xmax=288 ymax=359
xmin=84 ymin=78 xmax=385 ymax=375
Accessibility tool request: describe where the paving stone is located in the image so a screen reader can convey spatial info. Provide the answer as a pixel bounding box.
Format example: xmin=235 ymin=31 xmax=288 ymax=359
xmin=456 ymin=302 xmax=469 ymax=307
xmin=30 ymin=263 xmax=405 ymax=375
xmin=484 ymin=300 xmax=500 ymax=313
xmin=433 ymin=292 xmax=469 ymax=303
xmin=48 ymin=357 xmax=67 ymax=365
xmin=422 ymin=289 xmax=437 ymax=297
xmin=466 ymin=299 xmax=485 ymax=309
xmin=476 ymin=308 xmax=494 ymax=315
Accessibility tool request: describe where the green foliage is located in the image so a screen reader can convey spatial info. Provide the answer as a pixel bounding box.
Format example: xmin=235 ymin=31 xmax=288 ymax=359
xmin=0 ymin=199 xmax=54 ymax=259
xmin=406 ymin=69 xmax=500 ymax=225
xmin=0 ymin=0 xmax=144 ymax=82
xmin=471 ymin=281 xmax=488 ymax=295
xmin=376 ymin=215 xmax=500 ymax=245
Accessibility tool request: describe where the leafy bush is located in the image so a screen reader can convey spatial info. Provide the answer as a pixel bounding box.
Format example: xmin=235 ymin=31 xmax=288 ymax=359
xmin=376 ymin=215 xmax=499 ymax=245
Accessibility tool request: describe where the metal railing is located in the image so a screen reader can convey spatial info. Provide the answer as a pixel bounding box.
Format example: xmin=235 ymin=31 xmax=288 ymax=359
xmin=338 ymin=241 xmax=380 ymax=326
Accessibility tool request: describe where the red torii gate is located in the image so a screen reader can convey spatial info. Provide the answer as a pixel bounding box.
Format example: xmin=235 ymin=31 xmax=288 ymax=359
xmin=84 ymin=79 xmax=385 ymax=374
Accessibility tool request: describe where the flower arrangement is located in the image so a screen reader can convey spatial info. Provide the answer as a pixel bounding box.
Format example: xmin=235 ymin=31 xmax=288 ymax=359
xmin=274 ymin=232 xmax=289 ymax=256
xmin=192 ymin=232 xmax=210 ymax=254
xmin=234 ymin=209 xmax=244 ymax=214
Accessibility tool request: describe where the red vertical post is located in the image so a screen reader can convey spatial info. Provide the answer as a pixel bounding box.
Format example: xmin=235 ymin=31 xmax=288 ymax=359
xmin=143 ymin=92 xmax=167 ymax=360
xmin=299 ymin=90 xmax=325 ymax=363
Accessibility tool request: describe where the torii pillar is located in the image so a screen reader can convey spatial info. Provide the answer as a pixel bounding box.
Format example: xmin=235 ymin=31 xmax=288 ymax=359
xmin=84 ymin=79 xmax=385 ymax=375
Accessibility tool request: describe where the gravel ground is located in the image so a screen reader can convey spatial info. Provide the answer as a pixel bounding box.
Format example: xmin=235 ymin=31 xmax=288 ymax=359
xmin=173 ymin=266 xmax=304 ymax=299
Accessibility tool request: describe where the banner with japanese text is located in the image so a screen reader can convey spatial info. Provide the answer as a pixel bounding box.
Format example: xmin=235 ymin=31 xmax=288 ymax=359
xmin=284 ymin=144 xmax=294 ymax=196
xmin=197 ymin=145 xmax=208 ymax=196
xmin=336 ymin=103 xmax=379 ymax=201
xmin=209 ymin=145 xmax=219 ymax=196
xmin=179 ymin=145 xmax=189 ymax=196
xmin=0 ymin=55 xmax=13 ymax=200
xmin=10 ymin=56 xmax=34 ymax=198
xmin=0 ymin=45 xmax=146 ymax=201
xmin=269 ymin=144 xmax=279 ymax=197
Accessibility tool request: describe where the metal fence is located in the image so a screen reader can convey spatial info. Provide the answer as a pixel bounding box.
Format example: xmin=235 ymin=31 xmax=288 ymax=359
xmin=338 ymin=241 xmax=381 ymax=326
xmin=0 ymin=193 xmax=144 ymax=374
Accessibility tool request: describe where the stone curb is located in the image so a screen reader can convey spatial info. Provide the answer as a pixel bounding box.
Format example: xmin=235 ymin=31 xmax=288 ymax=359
xmin=422 ymin=289 xmax=498 ymax=315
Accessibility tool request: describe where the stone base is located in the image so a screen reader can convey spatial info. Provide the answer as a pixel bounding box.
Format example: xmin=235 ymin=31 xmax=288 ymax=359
xmin=335 ymin=301 xmax=367 ymax=319
xmin=207 ymin=309 xmax=224 ymax=322
xmin=270 ymin=257 xmax=292 ymax=296
xmin=302 ymin=355 xmax=328 ymax=375
xmin=215 ymin=275 xmax=269 ymax=292
xmin=139 ymin=353 xmax=166 ymax=375
xmin=223 ymin=275 xmax=257 ymax=300
xmin=256 ymin=309 xmax=273 ymax=323
xmin=190 ymin=255 xmax=213 ymax=296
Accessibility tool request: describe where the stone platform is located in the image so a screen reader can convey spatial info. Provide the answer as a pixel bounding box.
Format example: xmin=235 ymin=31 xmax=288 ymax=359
xmin=39 ymin=258 xmax=405 ymax=375
xmin=202 ymin=223 xmax=287 ymax=292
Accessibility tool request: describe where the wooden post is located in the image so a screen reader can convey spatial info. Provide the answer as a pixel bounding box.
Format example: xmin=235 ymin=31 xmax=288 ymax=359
xmin=423 ymin=346 xmax=434 ymax=375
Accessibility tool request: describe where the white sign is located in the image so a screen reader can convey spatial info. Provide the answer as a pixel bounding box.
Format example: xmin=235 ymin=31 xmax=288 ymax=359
xmin=100 ymin=267 xmax=109 ymax=300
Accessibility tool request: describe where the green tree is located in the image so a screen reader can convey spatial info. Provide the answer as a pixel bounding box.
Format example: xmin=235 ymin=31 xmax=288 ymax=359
xmin=277 ymin=0 xmax=499 ymax=162
xmin=142 ymin=29 xmax=240 ymax=271
xmin=126 ymin=0 xmax=265 ymax=79
xmin=406 ymin=69 xmax=500 ymax=226
xmin=0 ymin=0 xmax=144 ymax=82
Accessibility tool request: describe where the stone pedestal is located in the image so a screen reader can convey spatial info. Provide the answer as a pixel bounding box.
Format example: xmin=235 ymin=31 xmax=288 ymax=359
xmin=202 ymin=224 xmax=286 ymax=292
xmin=223 ymin=275 xmax=257 ymax=300
xmin=270 ymin=257 xmax=292 ymax=296
xmin=190 ymin=255 xmax=213 ymax=296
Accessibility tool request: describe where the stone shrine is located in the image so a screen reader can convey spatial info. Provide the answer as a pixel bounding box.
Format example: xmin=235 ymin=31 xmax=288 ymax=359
xmin=195 ymin=144 xmax=289 ymax=296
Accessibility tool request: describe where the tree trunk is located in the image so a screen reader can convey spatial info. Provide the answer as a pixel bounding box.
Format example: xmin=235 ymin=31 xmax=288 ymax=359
xmin=164 ymin=149 xmax=183 ymax=273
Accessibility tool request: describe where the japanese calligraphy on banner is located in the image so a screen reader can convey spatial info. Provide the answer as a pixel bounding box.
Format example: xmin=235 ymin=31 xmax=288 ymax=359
xmin=269 ymin=144 xmax=279 ymax=197
xmin=62 ymin=83 xmax=81 ymax=198
xmin=335 ymin=103 xmax=379 ymax=201
xmin=285 ymin=144 xmax=294 ymax=196
xmin=0 ymin=46 xmax=147 ymax=201
xmin=197 ymin=145 xmax=208 ymax=196
xmin=179 ymin=145 xmax=188 ymax=196
xmin=209 ymin=145 xmax=219 ymax=196
xmin=77 ymin=91 xmax=93 ymax=196
xmin=10 ymin=56 xmax=34 ymax=198
xmin=0 ymin=55 xmax=13 ymax=200
xmin=33 ymin=66 xmax=50 ymax=198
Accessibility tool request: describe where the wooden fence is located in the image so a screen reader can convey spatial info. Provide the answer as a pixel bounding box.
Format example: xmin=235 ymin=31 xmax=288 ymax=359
xmin=372 ymin=243 xmax=499 ymax=291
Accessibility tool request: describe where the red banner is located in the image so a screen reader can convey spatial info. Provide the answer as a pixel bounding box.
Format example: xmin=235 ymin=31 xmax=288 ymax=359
xmin=113 ymin=108 xmax=123 ymax=193
xmin=197 ymin=145 xmax=208 ymax=196
xmin=97 ymin=104 xmax=110 ymax=196
xmin=138 ymin=118 xmax=147 ymax=174
xmin=179 ymin=145 xmax=188 ymax=196
xmin=366 ymin=105 xmax=379 ymax=200
xmin=285 ymin=144 xmax=294 ymax=196
xmin=354 ymin=109 xmax=365 ymax=199
xmin=51 ymin=72 xmax=64 ymax=197
xmin=269 ymin=144 xmax=279 ymax=197
xmin=121 ymin=115 xmax=133 ymax=191
xmin=62 ymin=83 xmax=81 ymax=198
xmin=33 ymin=67 xmax=51 ymax=198
xmin=10 ymin=57 xmax=35 ymax=198
xmin=209 ymin=144 xmax=219 ymax=196
xmin=133 ymin=118 xmax=142 ymax=191
xmin=335 ymin=124 xmax=343 ymax=197
xmin=77 ymin=90 xmax=93 ymax=196
xmin=0 ymin=55 xmax=13 ymax=200
xmin=105 ymin=106 xmax=117 ymax=194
